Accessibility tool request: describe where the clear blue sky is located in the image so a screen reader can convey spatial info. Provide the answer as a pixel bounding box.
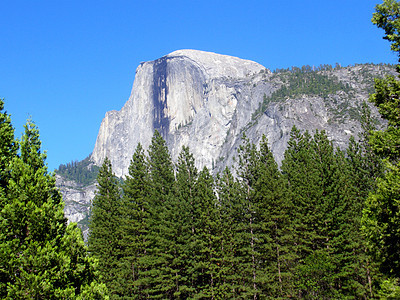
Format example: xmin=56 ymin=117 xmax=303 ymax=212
xmin=0 ymin=0 xmax=397 ymax=171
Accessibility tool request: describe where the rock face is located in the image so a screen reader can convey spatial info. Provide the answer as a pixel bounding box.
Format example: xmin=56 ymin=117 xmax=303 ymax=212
xmin=91 ymin=49 xmax=266 ymax=177
xmin=59 ymin=49 xmax=394 ymax=237
xmin=56 ymin=175 xmax=96 ymax=241
xmin=91 ymin=50 xmax=392 ymax=177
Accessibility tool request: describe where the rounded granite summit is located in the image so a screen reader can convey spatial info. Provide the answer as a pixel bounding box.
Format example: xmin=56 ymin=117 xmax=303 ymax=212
xmin=165 ymin=49 xmax=266 ymax=79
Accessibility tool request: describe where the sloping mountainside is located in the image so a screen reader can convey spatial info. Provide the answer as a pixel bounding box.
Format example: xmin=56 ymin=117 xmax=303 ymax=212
xmin=56 ymin=49 xmax=394 ymax=235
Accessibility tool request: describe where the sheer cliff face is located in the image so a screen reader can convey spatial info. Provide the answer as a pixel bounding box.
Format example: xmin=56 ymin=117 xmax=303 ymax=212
xmin=91 ymin=50 xmax=266 ymax=177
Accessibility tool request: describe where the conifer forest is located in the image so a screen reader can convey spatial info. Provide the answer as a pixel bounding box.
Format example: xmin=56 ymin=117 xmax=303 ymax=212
xmin=3 ymin=0 xmax=400 ymax=298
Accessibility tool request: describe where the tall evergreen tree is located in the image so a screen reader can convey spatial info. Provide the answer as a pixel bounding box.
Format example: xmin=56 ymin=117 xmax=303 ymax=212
xmin=234 ymin=136 xmax=267 ymax=299
xmin=190 ymin=166 xmax=221 ymax=299
xmin=0 ymin=118 xmax=107 ymax=299
xmin=282 ymin=126 xmax=372 ymax=298
xmin=347 ymin=101 xmax=383 ymax=200
xmin=147 ymin=130 xmax=175 ymax=203
xmin=118 ymin=143 xmax=150 ymax=298
xmin=215 ymin=167 xmax=243 ymax=298
xmin=253 ymin=135 xmax=295 ymax=298
xmin=362 ymin=1 xmax=400 ymax=293
xmin=139 ymin=130 xmax=177 ymax=298
xmin=281 ymin=126 xmax=324 ymax=299
xmin=346 ymin=102 xmax=384 ymax=297
xmin=325 ymin=148 xmax=373 ymax=298
xmin=88 ymin=157 xmax=121 ymax=297
xmin=173 ymin=145 xmax=198 ymax=298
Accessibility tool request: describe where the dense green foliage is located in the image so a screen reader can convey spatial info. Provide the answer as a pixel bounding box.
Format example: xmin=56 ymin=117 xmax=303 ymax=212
xmin=57 ymin=155 xmax=100 ymax=185
xmin=88 ymin=157 xmax=121 ymax=298
xmin=0 ymin=100 xmax=17 ymax=190
xmin=373 ymin=0 xmax=400 ymax=55
xmin=86 ymin=127 xmax=391 ymax=299
xmin=272 ymin=67 xmax=352 ymax=98
xmin=361 ymin=1 xmax=400 ymax=296
xmin=0 ymin=100 xmax=108 ymax=299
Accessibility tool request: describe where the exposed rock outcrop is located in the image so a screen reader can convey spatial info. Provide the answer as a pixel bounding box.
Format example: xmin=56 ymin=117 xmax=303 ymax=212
xmin=56 ymin=174 xmax=95 ymax=240
xmin=91 ymin=49 xmax=267 ymax=177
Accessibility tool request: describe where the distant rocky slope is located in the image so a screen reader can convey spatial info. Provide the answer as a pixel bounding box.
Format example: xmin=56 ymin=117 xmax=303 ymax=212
xmin=56 ymin=174 xmax=95 ymax=241
xmin=56 ymin=49 xmax=394 ymax=236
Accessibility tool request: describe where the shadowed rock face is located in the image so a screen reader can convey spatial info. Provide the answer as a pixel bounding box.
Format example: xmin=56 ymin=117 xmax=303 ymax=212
xmin=152 ymin=57 xmax=170 ymax=137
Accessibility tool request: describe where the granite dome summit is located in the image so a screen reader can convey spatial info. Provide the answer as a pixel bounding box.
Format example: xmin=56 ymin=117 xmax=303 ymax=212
xmin=165 ymin=50 xmax=265 ymax=79
xmin=91 ymin=49 xmax=267 ymax=177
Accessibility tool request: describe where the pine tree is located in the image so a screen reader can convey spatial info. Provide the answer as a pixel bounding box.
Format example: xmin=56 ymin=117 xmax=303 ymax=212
xmin=139 ymin=130 xmax=176 ymax=298
xmin=88 ymin=157 xmax=121 ymax=297
xmin=173 ymin=145 xmax=198 ymax=298
xmin=363 ymin=75 xmax=400 ymax=276
xmin=147 ymin=130 xmax=175 ymax=203
xmin=362 ymin=0 xmax=400 ymax=293
xmin=190 ymin=166 xmax=221 ymax=299
xmin=253 ymin=135 xmax=295 ymax=298
xmin=234 ymin=136 xmax=266 ymax=299
xmin=347 ymin=102 xmax=383 ymax=200
xmin=282 ymin=126 xmax=373 ymax=298
xmin=118 ymin=143 xmax=150 ymax=298
xmin=346 ymin=102 xmax=383 ymax=297
xmin=215 ymin=167 xmax=243 ymax=298
xmin=281 ymin=127 xmax=323 ymax=260
xmin=0 ymin=118 xmax=107 ymax=299
xmin=281 ymin=128 xmax=317 ymax=296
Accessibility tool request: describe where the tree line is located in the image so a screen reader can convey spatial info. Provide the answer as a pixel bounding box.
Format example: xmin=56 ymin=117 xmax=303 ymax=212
xmin=57 ymin=156 xmax=100 ymax=186
xmin=251 ymin=69 xmax=353 ymax=122
xmin=88 ymin=102 xmax=387 ymax=298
